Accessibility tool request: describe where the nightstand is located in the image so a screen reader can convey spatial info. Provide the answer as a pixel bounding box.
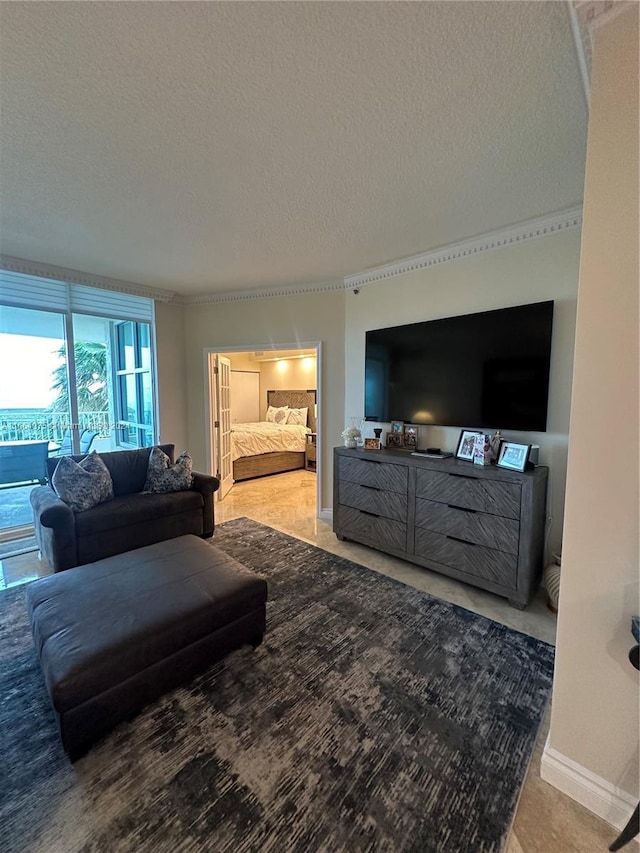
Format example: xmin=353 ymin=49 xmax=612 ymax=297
xmin=305 ymin=433 xmax=317 ymax=471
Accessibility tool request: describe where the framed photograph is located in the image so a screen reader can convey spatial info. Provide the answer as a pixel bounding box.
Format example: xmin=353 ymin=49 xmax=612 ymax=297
xmin=403 ymin=425 xmax=418 ymax=447
xmin=456 ymin=429 xmax=482 ymax=461
xmin=386 ymin=432 xmax=403 ymax=448
xmin=496 ymin=440 xmax=531 ymax=472
xmin=390 ymin=420 xmax=404 ymax=435
xmin=472 ymin=433 xmax=491 ymax=466
xmin=364 ymin=437 xmax=381 ymax=450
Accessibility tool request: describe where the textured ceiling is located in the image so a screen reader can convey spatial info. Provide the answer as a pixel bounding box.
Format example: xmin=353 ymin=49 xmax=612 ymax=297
xmin=0 ymin=1 xmax=588 ymax=297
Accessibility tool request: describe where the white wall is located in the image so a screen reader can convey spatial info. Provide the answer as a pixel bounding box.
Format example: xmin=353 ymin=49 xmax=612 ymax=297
xmin=155 ymin=300 xmax=188 ymax=453
xmin=230 ymin=371 xmax=260 ymax=423
xmin=258 ymin=356 xmax=316 ymax=420
xmin=183 ymin=289 xmax=345 ymax=511
xmin=545 ymin=4 xmax=639 ymax=815
xmin=179 ymin=229 xmax=580 ymax=536
xmin=219 ymin=351 xmax=260 ymax=372
xmin=344 ymin=229 xmax=582 ymax=557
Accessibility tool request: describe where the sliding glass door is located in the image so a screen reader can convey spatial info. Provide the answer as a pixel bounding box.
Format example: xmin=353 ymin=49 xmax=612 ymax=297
xmin=0 ymin=306 xmax=71 ymax=532
xmin=0 ymin=297 xmax=157 ymax=539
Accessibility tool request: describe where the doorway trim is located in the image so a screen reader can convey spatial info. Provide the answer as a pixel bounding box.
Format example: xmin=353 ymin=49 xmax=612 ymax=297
xmin=203 ymin=341 xmax=322 ymax=516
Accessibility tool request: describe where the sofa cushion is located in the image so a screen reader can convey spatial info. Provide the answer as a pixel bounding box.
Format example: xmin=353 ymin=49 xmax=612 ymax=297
xmin=74 ymin=490 xmax=204 ymax=537
xmin=101 ymin=445 xmax=176 ymax=496
xmin=46 ymin=444 xmax=176 ymax=497
xmin=143 ymin=446 xmax=194 ymax=494
xmin=52 ymin=452 xmax=114 ymax=512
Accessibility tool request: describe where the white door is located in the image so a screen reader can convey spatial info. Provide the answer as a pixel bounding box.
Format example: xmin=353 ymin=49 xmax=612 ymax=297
xmin=215 ymin=355 xmax=233 ymax=499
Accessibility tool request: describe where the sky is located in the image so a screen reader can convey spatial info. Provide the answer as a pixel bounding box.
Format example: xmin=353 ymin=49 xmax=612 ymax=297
xmin=0 ymin=334 xmax=64 ymax=409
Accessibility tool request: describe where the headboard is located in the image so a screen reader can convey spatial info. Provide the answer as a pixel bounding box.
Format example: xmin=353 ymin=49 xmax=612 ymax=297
xmin=267 ymin=389 xmax=317 ymax=433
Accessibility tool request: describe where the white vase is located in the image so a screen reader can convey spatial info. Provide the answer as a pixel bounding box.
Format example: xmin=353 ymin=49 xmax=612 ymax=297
xmin=344 ymin=438 xmax=357 ymax=448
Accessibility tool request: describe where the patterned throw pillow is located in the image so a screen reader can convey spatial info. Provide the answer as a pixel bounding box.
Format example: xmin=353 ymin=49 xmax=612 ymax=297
xmin=143 ymin=446 xmax=193 ymax=494
xmin=286 ymin=407 xmax=308 ymax=426
xmin=265 ymin=405 xmax=289 ymax=424
xmin=52 ymin=451 xmax=114 ymax=512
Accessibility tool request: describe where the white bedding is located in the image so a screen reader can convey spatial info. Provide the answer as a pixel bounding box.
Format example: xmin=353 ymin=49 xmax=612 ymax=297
xmin=231 ymin=422 xmax=310 ymax=462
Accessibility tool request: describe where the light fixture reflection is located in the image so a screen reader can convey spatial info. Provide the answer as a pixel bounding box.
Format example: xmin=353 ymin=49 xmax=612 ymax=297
xmin=412 ymin=410 xmax=434 ymax=423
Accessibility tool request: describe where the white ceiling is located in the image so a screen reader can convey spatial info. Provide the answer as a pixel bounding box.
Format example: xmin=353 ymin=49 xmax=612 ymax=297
xmin=0 ymin=1 xmax=588 ymax=298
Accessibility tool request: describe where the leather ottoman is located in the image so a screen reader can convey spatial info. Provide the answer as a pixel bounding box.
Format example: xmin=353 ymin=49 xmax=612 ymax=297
xmin=26 ymin=534 xmax=267 ymax=760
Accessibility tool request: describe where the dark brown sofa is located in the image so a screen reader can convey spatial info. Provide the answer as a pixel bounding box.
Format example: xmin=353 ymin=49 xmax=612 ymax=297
xmin=30 ymin=444 xmax=220 ymax=572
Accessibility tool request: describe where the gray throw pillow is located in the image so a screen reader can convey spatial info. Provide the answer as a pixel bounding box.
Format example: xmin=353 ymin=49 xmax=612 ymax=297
xmin=52 ymin=451 xmax=114 ymax=512
xmin=143 ymin=446 xmax=193 ymax=494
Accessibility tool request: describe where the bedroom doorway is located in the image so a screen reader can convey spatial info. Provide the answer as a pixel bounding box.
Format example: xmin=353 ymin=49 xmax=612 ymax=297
xmin=205 ymin=343 xmax=321 ymax=521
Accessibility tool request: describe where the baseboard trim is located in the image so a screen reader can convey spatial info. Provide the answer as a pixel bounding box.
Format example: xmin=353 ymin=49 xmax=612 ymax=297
xmin=541 ymin=738 xmax=637 ymax=830
xmin=319 ymin=508 xmax=333 ymax=522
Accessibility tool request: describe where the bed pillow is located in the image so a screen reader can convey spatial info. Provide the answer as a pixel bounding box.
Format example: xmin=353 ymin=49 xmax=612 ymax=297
xmin=143 ymin=446 xmax=194 ymax=493
xmin=266 ymin=405 xmax=289 ymax=425
xmin=286 ymin=407 xmax=308 ymax=426
xmin=52 ymin=451 xmax=114 ymax=512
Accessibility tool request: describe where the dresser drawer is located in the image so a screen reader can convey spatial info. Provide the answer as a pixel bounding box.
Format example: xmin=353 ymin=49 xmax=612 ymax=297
xmin=339 ymin=481 xmax=408 ymax=522
xmin=339 ymin=456 xmax=408 ymax=495
xmin=414 ymin=527 xmax=517 ymax=589
xmin=337 ymin=505 xmax=407 ymax=552
xmin=415 ymin=498 xmax=519 ymax=554
xmin=415 ymin=469 xmax=521 ymax=519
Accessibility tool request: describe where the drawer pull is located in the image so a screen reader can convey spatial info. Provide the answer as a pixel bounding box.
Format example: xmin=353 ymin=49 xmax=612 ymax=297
xmin=449 ymin=472 xmax=479 ymax=481
xmin=447 ymin=504 xmax=477 ymax=513
xmin=360 ymin=510 xmax=380 ymax=518
xmin=447 ymin=535 xmax=475 ymax=546
xmin=362 ymin=484 xmax=381 ymax=491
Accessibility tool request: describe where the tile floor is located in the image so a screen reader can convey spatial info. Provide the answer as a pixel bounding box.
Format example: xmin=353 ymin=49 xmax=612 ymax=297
xmin=1 ymin=469 xmax=628 ymax=851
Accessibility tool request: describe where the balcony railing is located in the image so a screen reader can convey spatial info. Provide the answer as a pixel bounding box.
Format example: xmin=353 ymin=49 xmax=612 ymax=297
xmin=0 ymin=410 xmax=112 ymax=443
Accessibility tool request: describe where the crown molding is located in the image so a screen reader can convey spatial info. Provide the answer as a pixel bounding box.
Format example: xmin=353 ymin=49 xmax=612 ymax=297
xmin=2 ymin=206 xmax=584 ymax=305
xmin=178 ymin=278 xmax=346 ymax=305
xmin=0 ymin=255 xmax=176 ymax=303
xmin=572 ymin=0 xmax=636 ymax=29
xmin=344 ymin=206 xmax=584 ymax=289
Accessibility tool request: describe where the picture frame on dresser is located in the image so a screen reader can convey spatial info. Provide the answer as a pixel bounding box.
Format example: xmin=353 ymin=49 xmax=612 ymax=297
xmin=456 ymin=429 xmax=482 ymax=461
xmin=363 ymin=437 xmax=381 ymax=450
xmin=403 ymin=426 xmax=418 ymax=447
xmin=496 ymin=440 xmax=531 ymax=472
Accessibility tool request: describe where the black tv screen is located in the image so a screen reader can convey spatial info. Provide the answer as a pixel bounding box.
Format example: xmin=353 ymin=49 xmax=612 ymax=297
xmin=364 ymin=301 xmax=554 ymax=432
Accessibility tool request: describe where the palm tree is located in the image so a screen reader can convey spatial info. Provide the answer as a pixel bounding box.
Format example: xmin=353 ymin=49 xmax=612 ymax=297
xmin=49 ymin=342 xmax=109 ymax=413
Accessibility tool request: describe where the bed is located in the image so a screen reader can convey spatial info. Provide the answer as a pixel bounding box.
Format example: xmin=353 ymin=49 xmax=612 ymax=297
xmin=232 ymin=389 xmax=317 ymax=482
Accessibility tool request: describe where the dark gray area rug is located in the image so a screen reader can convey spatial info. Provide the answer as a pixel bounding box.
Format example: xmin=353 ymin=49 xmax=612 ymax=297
xmin=1 ymin=517 xmax=554 ymax=853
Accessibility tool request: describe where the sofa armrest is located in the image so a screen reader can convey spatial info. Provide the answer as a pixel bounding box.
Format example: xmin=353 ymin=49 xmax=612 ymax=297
xmin=31 ymin=486 xmax=74 ymax=529
xmin=192 ymin=472 xmax=220 ymax=538
xmin=30 ymin=486 xmax=78 ymax=571
xmin=192 ymin=472 xmax=220 ymax=495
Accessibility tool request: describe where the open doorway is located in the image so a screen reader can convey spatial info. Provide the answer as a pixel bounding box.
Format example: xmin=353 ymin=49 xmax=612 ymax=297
xmin=204 ymin=343 xmax=321 ymax=528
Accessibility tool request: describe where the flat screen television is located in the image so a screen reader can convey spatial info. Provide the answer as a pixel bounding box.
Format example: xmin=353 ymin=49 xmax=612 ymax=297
xmin=364 ymin=301 xmax=554 ymax=432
